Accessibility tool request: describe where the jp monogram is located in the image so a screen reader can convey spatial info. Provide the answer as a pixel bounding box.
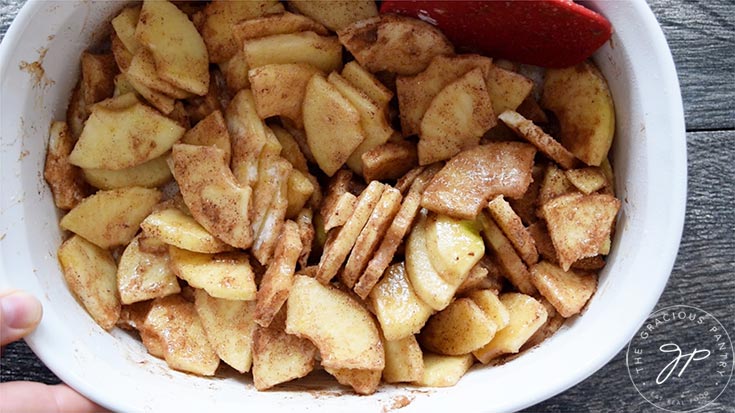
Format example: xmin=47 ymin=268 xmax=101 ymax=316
xmin=627 ymin=305 xmax=733 ymax=412
xmin=656 ymin=343 xmax=710 ymax=385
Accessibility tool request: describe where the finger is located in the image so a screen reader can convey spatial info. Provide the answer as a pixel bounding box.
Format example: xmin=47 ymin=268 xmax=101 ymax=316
xmin=0 ymin=290 xmax=43 ymax=346
xmin=0 ymin=382 xmax=106 ymax=413
xmin=51 ymin=384 xmax=108 ymax=413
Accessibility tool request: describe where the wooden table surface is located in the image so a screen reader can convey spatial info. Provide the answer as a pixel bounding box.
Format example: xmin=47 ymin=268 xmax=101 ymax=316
xmin=1 ymin=1 xmax=733 ymax=411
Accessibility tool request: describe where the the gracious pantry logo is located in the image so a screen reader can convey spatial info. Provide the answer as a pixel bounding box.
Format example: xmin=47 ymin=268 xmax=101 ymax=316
xmin=627 ymin=305 xmax=733 ymax=412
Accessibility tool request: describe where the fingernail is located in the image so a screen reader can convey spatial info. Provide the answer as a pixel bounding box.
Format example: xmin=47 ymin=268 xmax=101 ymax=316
xmin=0 ymin=292 xmax=42 ymax=329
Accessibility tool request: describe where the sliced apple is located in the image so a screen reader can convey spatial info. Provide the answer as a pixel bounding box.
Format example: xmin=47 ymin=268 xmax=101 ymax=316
xmin=342 ymin=187 xmax=402 ymax=288
xmin=219 ymin=49 xmax=251 ymax=94
xmin=250 ymin=139 xmax=286 ymax=249
xmin=169 ymin=247 xmax=256 ymax=301
xmin=118 ymin=70 xmax=175 ymax=114
xmin=117 ymin=300 xmax=151 ymax=332
xmin=369 ymin=262 xmax=434 ymax=341
xmin=487 ymin=195 xmax=539 ymax=266
xmin=303 ymin=73 xmax=366 ymax=176
xmin=498 ymin=110 xmax=577 ymax=170
xmin=117 ymin=235 xmax=180 ymax=305
xmin=327 ymin=72 xmax=394 ymax=175
xmin=249 ymin=63 xmax=322 ymax=127
xmin=467 ymin=289 xmax=510 ymax=331
xmin=83 ymin=154 xmax=172 ymax=190
xmin=530 ymin=261 xmax=598 ymax=318
xmin=111 ymin=31 xmax=133 ymax=70
xmin=317 ymin=181 xmax=385 ymax=283
xmin=172 ymin=143 xmax=253 ymax=249
xmin=361 ymin=141 xmax=418 ymax=183
xmin=322 ymin=193 xmax=357 ymax=231
xmin=68 ymin=96 xmax=185 ymax=170
xmin=507 ymin=164 xmax=544 ymax=226
xmin=135 ymin=232 xmax=168 ymax=254
xmin=140 ymin=208 xmax=233 ymax=254
xmin=126 ymin=48 xmax=190 ymax=99
xmin=254 ymin=220 xmax=302 ymax=328
xmin=424 ymin=213 xmax=485 ymax=286
xmin=383 ymin=335 xmax=424 ymax=384
xmin=421 ymin=142 xmax=536 ymax=220
xmin=564 ymin=167 xmax=608 ymax=195
xmin=522 ymin=298 xmax=567 ymax=351
xmin=136 ymin=0 xmax=209 ymax=95
xmin=289 ymin=0 xmax=377 ymax=31
xmin=539 ymin=163 xmax=577 ymax=207
xmin=473 ymin=293 xmax=548 ymax=364
xmin=478 ymin=212 xmax=537 ymax=295
xmin=181 ymin=110 xmax=231 ymax=164
xmin=44 ymin=121 xmax=89 ymax=210
xmin=201 ymin=0 xmax=284 ymax=63
xmin=285 ymin=169 xmax=315 ymax=219
xmin=396 ymin=54 xmax=493 ymax=137
xmin=272 ymin=125 xmax=309 ymax=173
xmin=143 ymin=295 xmax=219 ymax=376
xmin=405 ymin=212 xmax=461 ymax=311
xmin=66 ymin=80 xmax=88 ymax=139
xmin=87 ymin=92 xmax=138 ymax=112
xmin=414 ymin=353 xmax=473 ymax=387
xmin=419 ymin=298 xmax=497 ymax=355
xmin=111 ymin=6 xmax=141 ymax=54
xmin=58 ymin=235 xmax=120 ymax=330
xmin=599 ymin=158 xmax=616 ymax=195
xmin=285 ymin=275 xmax=384 ymax=370
xmin=355 ymin=165 xmax=441 ymax=299
xmin=455 ymin=263 xmax=490 ymax=296
xmin=324 ymin=367 xmax=382 ymax=395
xmin=541 ymin=193 xmax=620 ymax=270
xmin=295 ymin=208 xmax=315 ymax=268
xmin=225 ymin=90 xmax=269 ymax=186
xmin=542 ymin=61 xmax=615 ymax=166
xmin=252 ymin=160 xmax=291 ymax=267
xmin=232 ymin=12 xmax=328 ymax=43
xmin=194 ymin=289 xmax=256 ymax=373
xmin=341 ymin=61 xmax=393 ymax=109
xmin=60 ymin=187 xmax=161 ymax=249
xmin=338 ymin=14 xmax=454 ymax=76
xmin=243 ymin=32 xmax=342 ymax=73
xmin=252 ymin=309 xmax=317 ymax=390
xmin=486 ymin=66 xmax=534 ymax=115
xmin=418 ymin=68 xmax=496 ymax=165
xmin=80 ymin=52 xmax=117 ymax=106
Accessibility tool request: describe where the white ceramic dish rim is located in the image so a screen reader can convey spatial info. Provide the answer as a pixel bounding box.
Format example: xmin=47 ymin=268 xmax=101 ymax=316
xmin=0 ymin=1 xmax=686 ymax=412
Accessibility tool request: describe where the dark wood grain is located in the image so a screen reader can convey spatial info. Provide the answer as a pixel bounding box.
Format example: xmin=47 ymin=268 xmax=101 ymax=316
xmin=0 ymin=0 xmax=20 ymax=44
xmin=0 ymin=341 xmax=60 ymax=384
xmin=648 ymin=0 xmax=735 ymax=131
xmin=1 ymin=1 xmax=734 ymax=412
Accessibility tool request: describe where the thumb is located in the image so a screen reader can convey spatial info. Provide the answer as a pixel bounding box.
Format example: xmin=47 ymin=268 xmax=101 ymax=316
xmin=0 ymin=290 xmax=43 ymax=346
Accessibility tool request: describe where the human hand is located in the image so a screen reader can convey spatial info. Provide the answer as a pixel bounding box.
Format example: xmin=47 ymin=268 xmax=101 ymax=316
xmin=0 ymin=290 xmax=105 ymax=412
